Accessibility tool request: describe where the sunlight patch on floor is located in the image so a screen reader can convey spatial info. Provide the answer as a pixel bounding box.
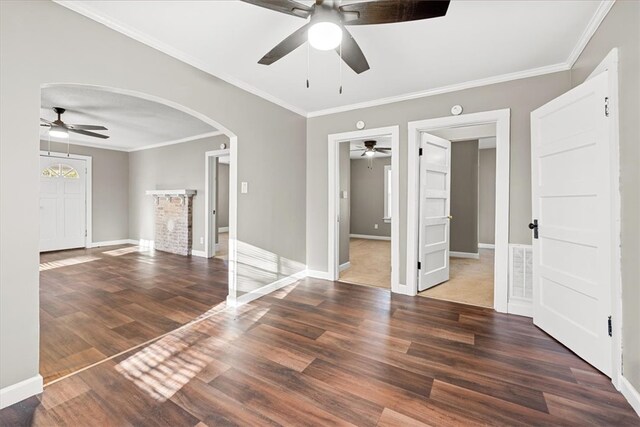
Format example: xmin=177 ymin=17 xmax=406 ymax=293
xmin=39 ymin=255 xmax=101 ymax=271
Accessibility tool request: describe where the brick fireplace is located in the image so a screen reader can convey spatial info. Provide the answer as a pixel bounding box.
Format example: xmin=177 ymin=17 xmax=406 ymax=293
xmin=146 ymin=190 xmax=196 ymax=256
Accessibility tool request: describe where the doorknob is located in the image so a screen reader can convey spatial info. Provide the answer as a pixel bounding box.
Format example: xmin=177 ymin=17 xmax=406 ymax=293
xmin=529 ymin=219 xmax=539 ymax=239
xmin=447 ymin=215 xmax=453 ymax=220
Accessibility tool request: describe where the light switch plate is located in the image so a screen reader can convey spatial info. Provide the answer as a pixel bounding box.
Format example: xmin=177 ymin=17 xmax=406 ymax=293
xmin=341 ymin=190 xmax=348 ymax=199
xmin=241 ymin=182 xmax=248 ymax=194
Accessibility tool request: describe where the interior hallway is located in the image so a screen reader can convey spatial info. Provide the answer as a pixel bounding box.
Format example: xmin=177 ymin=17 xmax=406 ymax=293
xmin=2 ymin=278 xmax=637 ymax=425
xmin=339 ymin=238 xmax=391 ymax=289
xmin=39 ymin=244 xmax=228 ymax=383
xmin=420 ymin=249 xmax=495 ymax=308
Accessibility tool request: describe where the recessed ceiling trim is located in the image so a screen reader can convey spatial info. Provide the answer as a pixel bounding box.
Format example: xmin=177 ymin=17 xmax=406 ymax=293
xmin=54 ymin=0 xmax=307 ymax=118
xmin=55 ymin=0 xmax=614 ymax=119
xmin=41 ymin=137 xmax=131 ymax=152
xmin=128 ymin=131 xmax=224 ymax=152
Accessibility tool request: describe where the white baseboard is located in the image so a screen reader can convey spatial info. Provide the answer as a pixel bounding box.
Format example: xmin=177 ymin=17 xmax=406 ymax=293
xmin=349 ymin=234 xmax=391 ymax=241
xmin=191 ymin=250 xmax=207 ymax=258
xmin=621 ymin=376 xmax=640 ymax=416
xmin=231 ymin=270 xmax=307 ymax=306
xmin=218 ymin=227 xmax=229 ymax=233
xmin=136 ymin=239 xmax=155 ymax=249
xmin=89 ymin=239 xmax=132 ymax=248
xmin=0 ymin=374 xmax=43 ymax=409
xmin=339 ymin=261 xmax=351 ymax=272
xmin=306 ymin=269 xmax=333 ymax=280
xmin=215 ymin=243 xmax=221 ymax=251
xmin=450 ymin=251 xmax=480 ymax=259
xmin=507 ymin=300 xmax=533 ymax=318
xmin=478 ymin=243 xmax=495 ymax=249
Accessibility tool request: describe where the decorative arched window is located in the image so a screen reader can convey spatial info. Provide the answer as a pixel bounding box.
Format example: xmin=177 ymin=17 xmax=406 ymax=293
xmin=41 ymin=163 xmax=79 ymax=179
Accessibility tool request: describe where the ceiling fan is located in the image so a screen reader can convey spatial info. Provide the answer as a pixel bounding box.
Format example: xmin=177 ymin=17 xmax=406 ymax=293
xmin=241 ymin=0 xmax=451 ymax=74
xmin=40 ymin=107 xmax=109 ymax=139
xmin=352 ymin=140 xmax=391 ymax=157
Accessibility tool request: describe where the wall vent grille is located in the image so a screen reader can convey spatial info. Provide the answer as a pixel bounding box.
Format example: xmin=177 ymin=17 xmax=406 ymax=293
xmin=509 ymin=244 xmax=533 ymax=302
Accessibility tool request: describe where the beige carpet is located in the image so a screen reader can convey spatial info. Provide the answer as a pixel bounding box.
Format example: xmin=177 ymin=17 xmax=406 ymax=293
xmin=419 ymin=249 xmax=495 ymax=308
xmin=339 ymin=238 xmax=391 ymax=289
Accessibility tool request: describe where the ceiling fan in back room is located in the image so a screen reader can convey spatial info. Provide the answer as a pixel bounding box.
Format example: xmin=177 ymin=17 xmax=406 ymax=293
xmin=241 ymin=0 xmax=450 ymax=92
xmin=41 ymin=107 xmax=109 ymax=155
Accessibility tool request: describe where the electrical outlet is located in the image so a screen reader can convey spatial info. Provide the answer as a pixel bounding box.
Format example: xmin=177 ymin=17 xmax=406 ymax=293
xmin=241 ymin=182 xmax=248 ymax=194
xmin=374 ymin=224 xmax=379 ymax=229
xmin=200 ymin=236 xmax=204 ymax=245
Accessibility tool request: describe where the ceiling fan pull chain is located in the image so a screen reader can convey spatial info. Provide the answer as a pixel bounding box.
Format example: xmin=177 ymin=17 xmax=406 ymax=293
xmin=47 ymin=132 xmax=51 ymax=156
xmin=306 ymin=41 xmax=310 ymax=89
xmin=339 ymin=42 xmax=343 ymax=94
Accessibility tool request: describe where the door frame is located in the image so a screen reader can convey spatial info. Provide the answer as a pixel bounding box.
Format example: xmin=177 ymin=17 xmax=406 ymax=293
xmin=39 ymin=151 xmax=92 ymax=249
xmin=585 ymin=48 xmax=622 ymax=389
xmin=204 ymin=149 xmax=230 ymax=258
xmin=407 ymin=109 xmax=511 ymax=312
xmin=327 ymin=126 xmax=401 ymax=293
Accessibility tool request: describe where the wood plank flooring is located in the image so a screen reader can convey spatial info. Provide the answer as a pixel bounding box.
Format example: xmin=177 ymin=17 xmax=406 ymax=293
xmin=3 ymin=278 xmax=638 ymax=426
xmin=39 ymin=244 xmax=228 ymax=383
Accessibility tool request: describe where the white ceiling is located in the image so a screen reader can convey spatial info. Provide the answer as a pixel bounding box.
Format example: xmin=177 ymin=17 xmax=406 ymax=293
xmin=349 ymin=136 xmax=391 ymax=159
xmin=41 ymin=85 xmax=218 ymax=151
xmin=58 ymin=1 xmax=608 ymax=116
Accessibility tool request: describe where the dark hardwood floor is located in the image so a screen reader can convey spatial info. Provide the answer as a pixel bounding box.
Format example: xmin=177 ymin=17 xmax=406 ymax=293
xmin=2 ymin=277 xmax=638 ymax=426
xmin=39 ymin=244 xmax=228 ymax=383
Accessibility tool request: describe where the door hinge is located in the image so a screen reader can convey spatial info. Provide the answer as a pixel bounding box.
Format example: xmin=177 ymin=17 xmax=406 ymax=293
xmin=604 ymin=97 xmax=609 ymax=117
xmin=608 ymin=316 xmax=612 ymax=337
xmin=417 ymin=261 xmax=421 ymax=270
xmin=419 ymin=148 xmax=423 ymax=156
xmin=85 ymin=229 xmax=87 ymax=237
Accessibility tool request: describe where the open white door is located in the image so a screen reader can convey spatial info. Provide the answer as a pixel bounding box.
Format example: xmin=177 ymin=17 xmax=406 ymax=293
xmin=418 ymin=133 xmax=452 ymax=292
xmin=40 ymin=156 xmax=87 ymax=252
xmin=531 ymin=71 xmax=612 ymax=376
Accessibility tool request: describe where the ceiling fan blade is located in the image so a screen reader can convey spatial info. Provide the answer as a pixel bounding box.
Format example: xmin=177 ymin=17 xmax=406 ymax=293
xmin=240 ymin=0 xmax=312 ymax=19
xmin=68 ymin=128 xmax=109 ymax=139
xmin=337 ymin=26 xmax=370 ymax=74
xmin=376 ymin=148 xmax=391 ymax=152
xmin=259 ymin=22 xmax=311 ymax=65
xmin=40 ymin=118 xmax=53 ymax=125
xmin=68 ymin=124 xmax=108 ymax=131
xmin=361 ymin=151 xmax=367 ymax=157
xmin=340 ymin=0 xmax=450 ymax=26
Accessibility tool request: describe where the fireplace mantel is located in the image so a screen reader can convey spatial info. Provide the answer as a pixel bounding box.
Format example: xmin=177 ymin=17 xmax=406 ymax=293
xmin=145 ymin=189 xmax=196 ymax=197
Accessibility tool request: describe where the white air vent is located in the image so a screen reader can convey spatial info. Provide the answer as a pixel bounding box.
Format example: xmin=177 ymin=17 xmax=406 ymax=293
xmin=508 ymin=244 xmax=533 ymax=316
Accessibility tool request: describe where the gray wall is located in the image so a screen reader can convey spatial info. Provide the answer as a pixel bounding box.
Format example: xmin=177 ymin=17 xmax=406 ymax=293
xmin=450 ymin=140 xmax=478 ymax=253
xmin=570 ymin=0 xmax=640 ymax=393
xmin=217 ymin=162 xmax=229 ymax=229
xmin=39 ymin=141 xmax=129 ymax=242
xmin=307 ymin=71 xmax=570 ymax=282
xmin=350 ymin=157 xmax=392 ymax=237
xmin=339 ymin=143 xmax=351 ymax=265
xmin=128 ymin=135 xmax=227 ymax=253
xmin=1 ymin=0 xmax=306 ymax=391
xmin=479 ymin=148 xmax=496 ymax=245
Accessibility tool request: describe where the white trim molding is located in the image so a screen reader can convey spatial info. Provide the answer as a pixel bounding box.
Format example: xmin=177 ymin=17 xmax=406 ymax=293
xmin=128 ymin=131 xmax=224 ymax=152
xmin=566 ymin=0 xmax=616 ymax=67
xmin=478 ymin=243 xmax=496 ymax=249
xmin=305 ymin=269 xmax=334 ymax=281
xmin=407 ymin=109 xmax=510 ymax=312
xmin=620 ymin=376 xmax=640 ymax=417
xmin=339 ymin=261 xmax=351 ymax=272
xmin=229 ymin=270 xmax=307 ymax=307
xmin=450 ymin=251 xmax=480 ymax=260
xmin=327 ymin=126 xmax=402 ymax=294
xmin=190 ymin=249 xmax=207 ymax=258
xmin=89 ymin=239 xmax=132 ymax=248
xmin=0 ymin=374 xmax=43 ymax=409
xmin=349 ymin=234 xmax=391 ymax=241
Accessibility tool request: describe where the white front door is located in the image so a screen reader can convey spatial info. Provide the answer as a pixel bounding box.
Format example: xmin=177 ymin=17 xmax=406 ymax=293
xmin=40 ymin=156 xmax=87 ymax=252
xmin=418 ymin=133 xmax=452 ymax=292
xmin=531 ymin=71 xmax=612 ymax=376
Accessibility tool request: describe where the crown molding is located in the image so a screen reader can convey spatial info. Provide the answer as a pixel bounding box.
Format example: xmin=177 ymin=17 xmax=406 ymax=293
xmin=41 ymin=131 xmax=223 ymax=153
xmin=307 ymin=62 xmax=569 ymax=118
xmin=566 ymin=0 xmax=615 ymax=67
xmin=54 ymin=0 xmax=614 ymax=120
xmin=127 ymin=131 xmax=224 ymax=152
xmin=54 ymin=1 xmax=308 ymax=118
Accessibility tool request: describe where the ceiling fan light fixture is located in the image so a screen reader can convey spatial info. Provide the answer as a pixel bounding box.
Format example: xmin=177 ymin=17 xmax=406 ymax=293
xmin=49 ymin=127 xmax=68 ymax=139
xmin=365 ymin=150 xmax=375 ymax=157
xmin=308 ymin=21 xmax=342 ymax=51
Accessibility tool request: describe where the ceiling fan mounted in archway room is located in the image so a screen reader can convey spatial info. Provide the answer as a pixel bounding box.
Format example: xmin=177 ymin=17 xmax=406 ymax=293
xmin=242 ymin=0 xmax=451 ymax=74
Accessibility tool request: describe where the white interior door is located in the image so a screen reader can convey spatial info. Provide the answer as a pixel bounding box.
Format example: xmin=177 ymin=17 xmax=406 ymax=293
xmin=39 ymin=156 xmax=87 ymax=252
xmin=531 ymin=71 xmax=612 ymax=376
xmin=418 ymin=133 xmax=452 ymax=292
